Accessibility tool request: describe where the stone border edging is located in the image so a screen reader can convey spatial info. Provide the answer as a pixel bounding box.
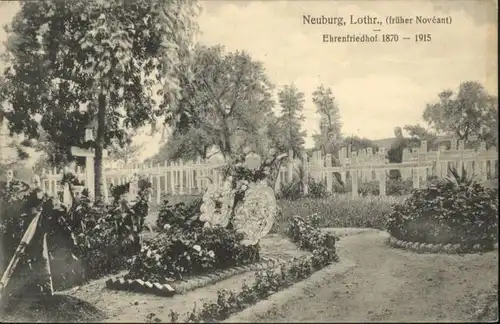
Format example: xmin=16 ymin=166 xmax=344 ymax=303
xmin=386 ymin=235 xmax=499 ymax=254
xmin=105 ymin=257 xmax=288 ymax=296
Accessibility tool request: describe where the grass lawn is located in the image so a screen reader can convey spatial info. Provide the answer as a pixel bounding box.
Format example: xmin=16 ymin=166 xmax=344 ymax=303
xmin=275 ymin=194 xmax=406 ymax=233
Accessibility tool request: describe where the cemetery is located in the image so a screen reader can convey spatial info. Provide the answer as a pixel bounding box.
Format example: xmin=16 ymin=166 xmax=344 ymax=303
xmin=0 ymin=129 xmax=498 ymax=322
xmin=0 ymin=0 xmax=498 ymax=322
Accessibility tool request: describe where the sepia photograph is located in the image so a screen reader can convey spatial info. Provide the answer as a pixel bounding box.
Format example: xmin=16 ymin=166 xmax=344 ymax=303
xmin=0 ymin=0 xmax=498 ymax=322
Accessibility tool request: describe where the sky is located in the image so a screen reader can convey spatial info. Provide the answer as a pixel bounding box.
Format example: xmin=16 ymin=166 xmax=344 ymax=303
xmin=0 ymin=0 xmax=497 ymax=162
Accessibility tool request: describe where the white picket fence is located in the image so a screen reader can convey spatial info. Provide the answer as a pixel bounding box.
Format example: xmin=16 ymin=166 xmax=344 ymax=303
xmin=40 ymin=138 xmax=498 ymax=205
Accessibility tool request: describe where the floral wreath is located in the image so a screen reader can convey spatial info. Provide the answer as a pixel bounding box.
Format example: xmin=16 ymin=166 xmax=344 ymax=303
xmin=199 ymin=176 xmax=235 ymax=228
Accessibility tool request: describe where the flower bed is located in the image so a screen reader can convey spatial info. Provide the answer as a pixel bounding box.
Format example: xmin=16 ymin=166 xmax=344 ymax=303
xmin=286 ymin=213 xmax=338 ymax=266
xmin=119 ymin=161 xmax=282 ymax=288
xmin=164 ymin=214 xmax=339 ymax=323
xmin=124 ymin=226 xmax=260 ymax=284
xmin=155 ymin=198 xmax=203 ymax=231
xmin=387 ymin=169 xmax=498 ymax=250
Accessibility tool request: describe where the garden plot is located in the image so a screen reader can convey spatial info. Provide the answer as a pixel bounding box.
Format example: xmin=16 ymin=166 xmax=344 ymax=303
xmin=0 ymin=233 xmax=310 ymax=323
xmin=104 ymin=233 xmax=310 ymax=296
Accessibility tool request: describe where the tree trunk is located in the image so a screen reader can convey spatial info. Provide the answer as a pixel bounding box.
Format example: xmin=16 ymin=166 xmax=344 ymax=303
xmin=94 ymin=92 xmax=106 ymax=202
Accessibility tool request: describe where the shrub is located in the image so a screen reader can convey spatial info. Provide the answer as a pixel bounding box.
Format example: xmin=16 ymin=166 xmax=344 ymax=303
xmin=387 ymin=167 xmax=498 ymax=247
xmin=0 ymin=174 xmax=152 ymax=291
xmin=359 ymin=181 xmax=380 ymax=196
xmin=286 ymin=214 xmax=338 ymax=265
xmin=332 ymin=177 xmax=351 ymax=194
xmin=386 ymin=178 xmax=413 ymax=196
xmin=278 ymin=177 xmax=330 ymax=201
xmin=277 ymin=177 xmax=303 ymax=200
xmin=307 ymin=177 xmax=329 ymax=199
xmin=125 ymin=226 xmax=260 ymax=283
xmin=357 ymin=179 xmax=414 ymax=197
xmin=0 ymin=180 xmax=40 ymax=267
xmin=155 ymin=198 xmax=203 ymax=230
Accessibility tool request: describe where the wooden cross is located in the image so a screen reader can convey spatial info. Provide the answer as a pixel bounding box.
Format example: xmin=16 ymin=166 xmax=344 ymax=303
xmin=70 ymin=128 xmax=109 ymax=202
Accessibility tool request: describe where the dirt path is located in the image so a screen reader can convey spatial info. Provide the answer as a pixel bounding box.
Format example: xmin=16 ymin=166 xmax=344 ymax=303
xmin=229 ymin=230 xmax=498 ymax=322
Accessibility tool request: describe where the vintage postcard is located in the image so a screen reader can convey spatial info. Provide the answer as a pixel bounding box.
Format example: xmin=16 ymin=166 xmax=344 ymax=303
xmin=0 ymin=0 xmax=498 ymax=322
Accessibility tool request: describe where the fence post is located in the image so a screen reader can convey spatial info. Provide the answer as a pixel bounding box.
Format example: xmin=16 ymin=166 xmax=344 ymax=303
xmin=163 ymin=161 xmax=168 ymax=196
xmin=302 ymin=153 xmax=309 ymax=196
xmin=274 ymin=172 xmax=281 ymax=192
xmin=186 ymin=161 xmax=191 ymax=195
xmin=196 ymin=158 xmax=202 ymax=194
xmin=170 ymin=162 xmax=175 ymax=195
xmin=287 ymin=149 xmax=293 ymax=183
xmin=351 ymin=170 xmax=359 ymax=197
xmin=63 ymin=183 xmax=71 ymax=206
xmin=148 ymin=172 xmax=153 ymax=202
xmin=379 ymin=169 xmax=386 ymax=196
xmin=179 ymin=160 xmax=184 ymax=195
xmin=325 ymin=153 xmax=332 ymax=193
xmin=412 ymin=167 xmax=420 ymax=189
xmin=41 ymin=169 xmax=47 ymax=193
xmin=102 ymin=173 xmax=109 ymax=204
xmin=156 ymin=163 xmax=161 ymax=205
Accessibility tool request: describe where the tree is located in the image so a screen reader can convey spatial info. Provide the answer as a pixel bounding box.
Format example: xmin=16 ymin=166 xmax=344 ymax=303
xmin=387 ymin=126 xmax=408 ymax=180
xmin=276 ymin=84 xmax=307 ymax=158
xmin=0 ymin=116 xmax=31 ymax=169
xmin=108 ymin=140 xmax=141 ymax=165
xmin=387 ymin=127 xmax=407 ymax=163
xmin=423 ymin=81 xmax=498 ymax=146
xmin=146 ymin=126 xmax=213 ymax=163
xmin=403 ymin=124 xmax=437 ymax=150
xmin=312 ymin=85 xmax=342 ymax=155
xmin=341 ymin=135 xmax=379 ymax=153
xmin=1 ymin=0 xmax=199 ymax=201
xmin=163 ymin=44 xmax=275 ymax=163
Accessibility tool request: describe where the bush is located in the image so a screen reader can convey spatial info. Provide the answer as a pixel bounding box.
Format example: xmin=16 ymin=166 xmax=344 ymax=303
xmin=386 ymin=178 xmax=413 ymax=196
xmin=356 ymin=179 xmax=414 ymax=197
xmin=286 ymin=214 xmax=338 ymax=266
xmin=0 ymin=174 xmax=152 ymax=291
xmin=0 ymin=180 xmax=39 ymax=266
xmin=276 ymin=195 xmax=404 ymax=232
xmin=387 ymin=168 xmax=498 ymax=247
xmin=359 ymin=181 xmax=380 ymax=196
xmin=307 ymin=177 xmax=329 ymax=199
xmin=277 ymin=177 xmax=329 ymax=201
xmin=332 ymin=177 xmax=351 ymax=194
xmin=125 ymin=226 xmax=259 ymax=283
xmin=277 ymin=177 xmax=303 ymax=201
xmin=155 ymin=198 xmax=203 ymax=230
